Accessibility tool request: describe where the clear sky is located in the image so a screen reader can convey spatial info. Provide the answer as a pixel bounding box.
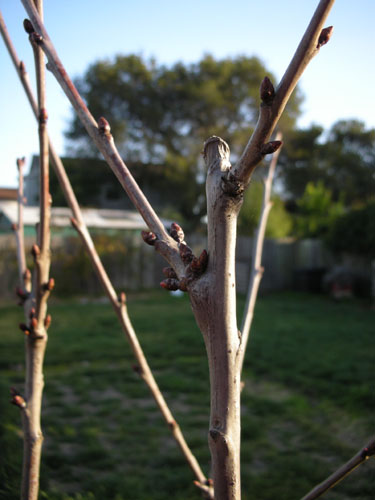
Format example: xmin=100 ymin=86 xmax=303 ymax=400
xmin=1 ymin=0 xmax=374 ymax=188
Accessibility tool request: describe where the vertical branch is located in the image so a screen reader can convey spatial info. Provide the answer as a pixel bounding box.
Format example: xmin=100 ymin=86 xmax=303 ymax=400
xmin=20 ymin=2 xmax=53 ymax=499
xmin=14 ymin=157 xmax=27 ymax=287
xmin=238 ymin=132 xmax=283 ymax=373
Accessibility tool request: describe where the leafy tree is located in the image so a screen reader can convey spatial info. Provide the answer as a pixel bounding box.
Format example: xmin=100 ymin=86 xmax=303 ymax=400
xmin=65 ymin=54 xmax=302 ymax=225
xmin=326 ymin=201 xmax=375 ymax=258
xmin=238 ymin=178 xmax=293 ymax=238
xmin=279 ymin=120 xmax=375 ymax=206
xmin=293 ymin=181 xmax=344 ymax=238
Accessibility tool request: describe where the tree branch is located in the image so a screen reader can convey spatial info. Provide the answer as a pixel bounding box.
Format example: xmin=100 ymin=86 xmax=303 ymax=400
xmin=301 ymin=438 xmax=375 ymax=500
xmin=238 ymin=132 xmax=283 ymax=374
xmin=233 ymin=0 xmax=335 ymax=186
xmin=20 ymin=2 xmax=52 ymax=498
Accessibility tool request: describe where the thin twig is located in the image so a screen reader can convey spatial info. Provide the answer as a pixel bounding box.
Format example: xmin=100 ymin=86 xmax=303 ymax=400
xmin=239 ymin=132 xmax=283 ymax=373
xmin=1 ymin=11 xmax=210 ymax=493
xmin=301 ymin=438 xmax=375 ymax=500
xmin=233 ymin=0 xmax=335 ymax=186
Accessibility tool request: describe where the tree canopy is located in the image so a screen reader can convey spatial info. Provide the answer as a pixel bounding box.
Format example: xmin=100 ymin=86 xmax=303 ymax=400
xmin=65 ymin=54 xmax=302 ymax=226
xmin=279 ymin=119 xmax=375 ymax=207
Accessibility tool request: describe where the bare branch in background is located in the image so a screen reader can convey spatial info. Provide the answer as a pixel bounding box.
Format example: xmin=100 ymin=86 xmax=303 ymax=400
xmin=301 ymin=438 xmax=375 ymax=500
xmin=239 ymin=131 xmax=283 ymax=374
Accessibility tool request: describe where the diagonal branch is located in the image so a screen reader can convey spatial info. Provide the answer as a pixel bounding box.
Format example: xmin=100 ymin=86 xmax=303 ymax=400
xmin=238 ymin=131 xmax=283 ymax=374
xmin=1 ymin=11 xmax=210 ymax=493
xmin=21 ymin=0 xmax=183 ymax=273
xmin=301 ymin=438 xmax=375 ymax=500
xmin=233 ymin=0 xmax=335 ymax=186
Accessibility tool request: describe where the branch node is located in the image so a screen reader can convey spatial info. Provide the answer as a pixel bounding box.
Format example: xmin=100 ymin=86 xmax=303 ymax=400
xmin=39 ymin=108 xmax=48 ymax=124
xmin=189 ymin=249 xmax=209 ymax=276
xmin=30 ymin=31 xmax=43 ymax=45
xmin=141 ymin=230 xmax=157 ymax=246
xmin=221 ymin=172 xmax=244 ymax=197
xmin=261 ymin=140 xmax=283 ymax=156
xmin=260 ymin=76 xmax=275 ymax=105
xmin=317 ymin=26 xmax=333 ymax=49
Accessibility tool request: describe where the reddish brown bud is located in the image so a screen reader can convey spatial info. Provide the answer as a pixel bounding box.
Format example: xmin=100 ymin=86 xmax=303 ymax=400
xmin=160 ymin=278 xmax=180 ymax=291
xmin=170 ymin=222 xmax=185 ymax=243
xmin=98 ymin=117 xmax=111 ymax=137
xmin=317 ymin=26 xmax=333 ymax=49
xmin=132 ymin=365 xmax=143 ymax=375
xmin=260 ymin=76 xmax=275 ymax=104
xmin=19 ymin=61 xmax=26 ymax=75
xmin=44 ymin=278 xmax=55 ymax=291
xmin=10 ymin=389 xmax=26 ymax=409
xmin=179 ymin=277 xmax=188 ymax=292
xmin=31 ymin=244 xmax=40 ymax=258
xmin=29 ymin=308 xmax=36 ymax=318
xmin=141 ymin=230 xmax=157 ymax=246
xmin=162 ymin=267 xmax=178 ymax=279
xmin=19 ymin=323 xmax=30 ymax=335
xmin=70 ymin=217 xmax=79 ymax=230
xmin=11 ymin=223 xmax=18 ymax=231
xmin=15 ymin=287 xmax=28 ymax=300
xmin=261 ymin=140 xmax=283 ymax=155
xmin=30 ymin=317 xmax=38 ymax=330
xmin=190 ymin=249 xmax=209 ymax=275
xmin=168 ymin=419 xmax=176 ymax=430
xmin=39 ymin=108 xmax=48 ymax=124
xmin=179 ymin=243 xmax=194 ymax=265
xmin=23 ymin=19 xmax=34 ymax=34
xmin=24 ymin=269 xmax=31 ymax=281
xmin=44 ymin=315 xmax=52 ymax=330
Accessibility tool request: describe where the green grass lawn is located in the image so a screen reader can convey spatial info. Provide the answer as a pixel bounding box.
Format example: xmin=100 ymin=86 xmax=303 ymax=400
xmin=0 ymin=291 xmax=374 ymax=499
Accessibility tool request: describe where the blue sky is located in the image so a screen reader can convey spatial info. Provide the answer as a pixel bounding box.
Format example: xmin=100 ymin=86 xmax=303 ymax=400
xmin=1 ymin=0 xmax=374 ymax=187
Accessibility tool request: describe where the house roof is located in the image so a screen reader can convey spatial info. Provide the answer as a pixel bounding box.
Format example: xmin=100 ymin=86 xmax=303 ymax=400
xmin=0 ymin=200 xmax=154 ymax=230
xmin=0 ymin=188 xmax=18 ymax=201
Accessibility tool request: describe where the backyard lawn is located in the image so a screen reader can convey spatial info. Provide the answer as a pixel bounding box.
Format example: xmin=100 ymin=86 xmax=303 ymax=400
xmin=0 ymin=291 xmax=373 ymax=499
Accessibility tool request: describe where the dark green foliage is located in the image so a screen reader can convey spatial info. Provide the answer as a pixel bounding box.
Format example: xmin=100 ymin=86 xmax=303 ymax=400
xmin=65 ymin=54 xmax=301 ymax=227
xmin=279 ymin=120 xmax=375 ymax=207
xmin=326 ymin=201 xmax=375 ymax=258
xmin=0 ymin=292 xmax=373 ymax=499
